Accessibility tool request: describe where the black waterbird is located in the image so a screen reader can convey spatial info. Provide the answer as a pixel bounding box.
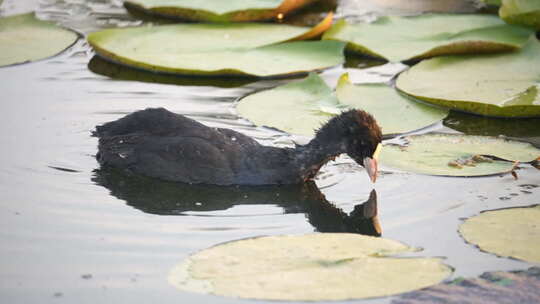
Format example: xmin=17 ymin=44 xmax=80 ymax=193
xmin=94 ymin=108 xmax=382 ymax=186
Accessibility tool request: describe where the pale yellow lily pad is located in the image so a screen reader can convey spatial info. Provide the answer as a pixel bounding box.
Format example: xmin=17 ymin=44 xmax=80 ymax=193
xmin=459 ymin=205 xmax=540 ymax=263
xmin=380 ymin=133 xmax=540 ymax=176
xmin=0 ymin=13 xmax=78 ymax=67
xmin=169 ymin=233 xmax=452 ymax=301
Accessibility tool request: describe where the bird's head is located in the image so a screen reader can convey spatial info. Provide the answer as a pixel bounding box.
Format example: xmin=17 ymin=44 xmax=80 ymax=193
xmin=317 ymin=110 xmax=382 ymax=183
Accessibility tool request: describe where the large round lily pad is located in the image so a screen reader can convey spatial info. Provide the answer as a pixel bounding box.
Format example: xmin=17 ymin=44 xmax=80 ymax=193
xmin=169 ymin=233 xmax=452 ymax=301
xmin=124 ymin=0 xmax=315 ymax=22
xmin=237 ymin=73 xmax=447 ymax=136
xmin=500 ymin=0 xmax=540 ymax=30
xmin=0 ymin=13 xmax=78 ymax=67
xmin=322 ymin=15 xmax=532 ymax=62
xmin=380 ymin=133 xmax=540 ymax=176
xmin=459 ymin=205 xmax=540 ymax=263
xmin=396 ymin=37 xmax=540 ymax=118
xmin=336 ymin=74 xmax=448 ymax=135
xmin=87 ymin=22 xmax=344 ymax=77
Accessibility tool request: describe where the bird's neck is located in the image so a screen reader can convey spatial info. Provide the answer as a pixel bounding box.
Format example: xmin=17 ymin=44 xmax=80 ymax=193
xmin=294 ymin=136 xmax=347 ymax=182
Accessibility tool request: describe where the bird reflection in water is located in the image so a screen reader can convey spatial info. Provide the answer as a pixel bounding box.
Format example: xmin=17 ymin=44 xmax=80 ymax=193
xmin=92 ymin=169 xmax=381 ymax=237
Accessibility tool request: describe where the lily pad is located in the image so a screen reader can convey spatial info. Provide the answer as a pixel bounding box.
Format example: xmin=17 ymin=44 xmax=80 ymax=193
xmin=396 ymin=37 xmax=540 ymax=118
xmin=380 ymin=133 xmax=540 ymax=176
xmin=0 ymin=13 xmax=78 ymax=67
xmin=336 ymin=74 xmax=448 ymax=135
xmin=124 ymin=0 xmax=315 ymax=22
xmin=168 ymin=233 xmax=452 ymax=301
xmin=459 ymin=205 xmax=540 ymax=263
xmin=322 ymin=15 xmax=532 ymax=62
xmin=500 ymin=0 xmax=540 ymax=30
xmin=87 ymin=22 xmax=345 ymax=77
xmin=237 ymin=73 xmax=448 ymax=136
xmin=237 ymin=73 xmax=340 ymax=136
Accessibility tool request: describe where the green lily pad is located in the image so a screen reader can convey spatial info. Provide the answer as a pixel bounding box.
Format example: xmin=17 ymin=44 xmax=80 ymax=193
xmin=500 ymin=0 xmax=540 ymax=30
xmin=169 ymin=233 xmax=452 ymax=301
xmin=336 ymin=74 xmax=448 ymax=135
xmin=0 ymin=13 xmax=78 ymax=67
xmin=380 ymin=133 xmax=540 ymax=176
xmin=396 ymin=37 xmax=540 ymax=118
xmin=459 ymin=205 xmax=540 ymax=263
xmin=237 ymin=73 xmax=340 ymax=136
xmin=124 ymin=0 xmax=315 ymax=22
xmin=322 ymin=15 xmax=532 ymax=62
xmin=237 ymin=73 xmax=448 ymax=136
xmin=87 ymin=23 xmax=345 ymax=77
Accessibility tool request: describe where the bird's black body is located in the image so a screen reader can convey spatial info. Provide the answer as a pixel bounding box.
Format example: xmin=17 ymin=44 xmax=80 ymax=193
xmin=94 ymin=108 xmax=382 ymax=186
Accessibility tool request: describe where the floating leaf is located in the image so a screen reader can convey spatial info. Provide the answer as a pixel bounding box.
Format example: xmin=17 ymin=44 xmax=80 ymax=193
xmin=237 ymin=73 xmax=447 ymax=136
xmin=396 ymin=37 xmax=540 ymax=118
xmin=380 ymin=133 xmax=540 ymax=176
xmin=0 ymin=13 xmax=78 ymax=67
xmin=87 ymin=22 xmax=344 ymax=77
xmin=500 ymin=0 xmax=540 ymax=30
xmin=336 ymin=74 xmax=448 ymax=135
xmin=237 ymin=73 xmax=340 ymax=135
xmin=124 ymin=0 xmax=315 ymax=22
xmin=169 ymin=233 xmax=452 ymax=301
xmin=460 ymin=205 xmax=540 ymax=263
xmin=322 ymin=15 xmax=532 ymax=62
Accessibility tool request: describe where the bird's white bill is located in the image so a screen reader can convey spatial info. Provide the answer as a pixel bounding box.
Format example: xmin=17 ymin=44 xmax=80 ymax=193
xmin=363 ymin=157 xmax=378 ymax=183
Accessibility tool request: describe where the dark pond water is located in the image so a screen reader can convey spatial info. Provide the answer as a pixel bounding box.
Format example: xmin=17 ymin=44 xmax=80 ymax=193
xmin=1 ymin=0 xmax=539 ymax=303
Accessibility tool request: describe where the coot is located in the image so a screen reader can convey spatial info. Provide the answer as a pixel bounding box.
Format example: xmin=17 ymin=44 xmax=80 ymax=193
xmin=94 ymin=108 xmax=382 ymax=185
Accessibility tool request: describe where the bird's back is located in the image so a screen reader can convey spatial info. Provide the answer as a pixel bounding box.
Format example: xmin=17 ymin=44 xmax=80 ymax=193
xmin=94 ymin=108 xmax=300 ymax=185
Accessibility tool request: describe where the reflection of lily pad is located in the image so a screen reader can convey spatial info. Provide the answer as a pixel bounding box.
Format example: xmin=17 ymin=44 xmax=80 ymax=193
xmin=396 ymin=37 xmax=540 ymax=118
xmin=237 ymin=73 xmax=341 ymax=136
xmin=237 ymin=73 xmax=447 ymax=136
xmin=380 ymin=133 xmax=540 ymax=176
xmin=169 ymin=233 xmax=452 ymax=301
xmin=322 ymin=15 xmax=532 ymax=62
xmin=87 ymin=56 xmax=254 ymax=88
xmin=500 ymin=0 xmax=540 ymax=30
xmin=480 ymin=0 xmax=502 ymax=6
xmin=336 ymin=74 xmax=448 ymax=135
xmin=124 ymin=0 xmax=314 ymax=22
xmin=460 ymin=205 xmax=540 ymax=263
xmin=87 ymin=22 xmax=344 ymax=77
xmin=444 ymin=111 xmax=540 ymax=138
xmin=0 ymin=13 xmax=78 ymax=67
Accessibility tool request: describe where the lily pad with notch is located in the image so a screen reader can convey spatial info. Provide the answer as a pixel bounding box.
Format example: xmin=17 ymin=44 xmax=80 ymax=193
xmin=237 ymin=73 xmax=448 ymax=136
xmin=380 ymin=133 xmax=540 ymax=176
xmin=0 ymin=13 xmax=78 ymax=67
xmin=322 ymin=14 xmax=533 ymax=62
xmin=336 ymin=74 xmax=448 ymax=136
xmin=169 ymin=233 xmax=452 ymax=301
